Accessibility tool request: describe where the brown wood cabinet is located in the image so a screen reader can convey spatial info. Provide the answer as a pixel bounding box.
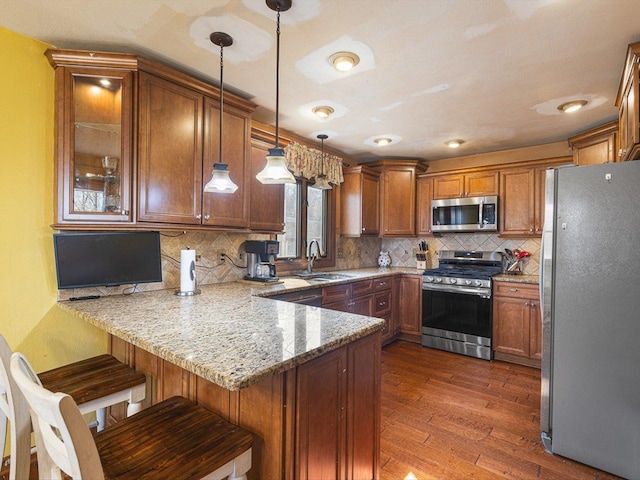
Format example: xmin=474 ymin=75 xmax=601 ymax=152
xmin=492 ymin=281 xmax=541 ymax=367
xmin=432 ymin=171 xmax=499 ymax=199
xmin=616 ymin=41 xmax=640 ymax=161
xmin=340 ymin=166 xmax=380 ymax=237
xmin=110 ymin=331 xmax=380 ymax=480
xmin=397 ymin=275 xmax=422 ymax=342
xmin=568 ymin=121 xmax=618 ymax=166
xmin=368 ymin=160 xmax=427 ymax=237
xmin=249 ymin=140 xmax=285 ymax=232
xmin=46 ymin=50 xmax=136 ymax=225
xmin=415 ymin=175 xmax=434 ymax=236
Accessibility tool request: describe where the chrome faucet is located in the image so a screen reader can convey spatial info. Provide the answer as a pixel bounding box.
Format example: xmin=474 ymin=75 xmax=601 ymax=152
xmin=306 ymin=239 xmax=324 ymax=274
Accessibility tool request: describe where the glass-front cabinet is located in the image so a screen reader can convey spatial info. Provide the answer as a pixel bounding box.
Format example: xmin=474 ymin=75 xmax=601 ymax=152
xmin=47 ymin=50 xmax=135 ymax=224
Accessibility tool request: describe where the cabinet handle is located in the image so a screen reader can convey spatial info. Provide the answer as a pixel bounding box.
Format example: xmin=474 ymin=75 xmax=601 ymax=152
xmin=196 ymin=214 xmax=202 ymax=220
xmin=379 ymin=301 xmax=387 ymax=306
xmin=362 ymin=227 xmax=366 ymax=232
xmin=508 ymin=288 xmax=519 ymax=292
xmin=204 ymin=214 xmax=210 ymax=220
xmin=378 ymin=281 xmax=387 ymax=286
xmin=121 ymin=210 xmax=129 ymax=215
xmin=619 ymin=148 xmax=627 ymax=157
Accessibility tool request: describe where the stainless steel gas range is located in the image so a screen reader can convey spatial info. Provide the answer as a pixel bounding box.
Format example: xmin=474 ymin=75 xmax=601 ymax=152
xmin=421 ymin=250 xmax=503 ymax=360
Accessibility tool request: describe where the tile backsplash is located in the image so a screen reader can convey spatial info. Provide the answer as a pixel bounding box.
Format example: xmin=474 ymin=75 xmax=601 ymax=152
xmin=381 ymin=234 xmax=541 ymax=275
xmin=57 ymin=230 xmax=538 ymax=300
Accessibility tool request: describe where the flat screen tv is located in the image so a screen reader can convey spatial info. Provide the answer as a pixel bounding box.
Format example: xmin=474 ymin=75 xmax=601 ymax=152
xmin=53 ymin=231 xmax=163 ymax=289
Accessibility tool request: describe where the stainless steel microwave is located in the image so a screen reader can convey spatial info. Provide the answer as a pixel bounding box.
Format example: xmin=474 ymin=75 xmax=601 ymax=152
xmin=431 ymin=196 xmax=498 ymax=232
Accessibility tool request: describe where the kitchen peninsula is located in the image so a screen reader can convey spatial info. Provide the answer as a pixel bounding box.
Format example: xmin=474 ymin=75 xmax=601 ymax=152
xmin=58 ymin=279 xmax=385 ymax=480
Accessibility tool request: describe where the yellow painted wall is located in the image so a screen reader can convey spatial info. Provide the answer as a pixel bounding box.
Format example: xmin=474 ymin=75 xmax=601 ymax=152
xmin=0 ymin=27 xmax=106 ymax=372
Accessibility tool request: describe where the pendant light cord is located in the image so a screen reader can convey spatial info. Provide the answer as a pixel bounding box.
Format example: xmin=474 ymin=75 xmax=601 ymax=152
xmin=219 ymin=43 xmax=224 ymax=164
xmin=275 ymin=6 xmax=281 ymax=149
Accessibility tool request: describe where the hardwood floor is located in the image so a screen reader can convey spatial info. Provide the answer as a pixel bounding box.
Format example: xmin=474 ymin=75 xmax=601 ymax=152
xmin=380 ymin=341 xmax=622 ymax=480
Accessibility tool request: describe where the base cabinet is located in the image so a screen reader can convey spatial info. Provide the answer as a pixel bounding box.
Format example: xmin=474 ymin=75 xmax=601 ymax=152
xmin=110 ymin=332 xmax=380 ymax=480
xmin=492 ymin=282 xmax=541 ymax=367
xmin=397 ymin=275 xmax=422 ymax=342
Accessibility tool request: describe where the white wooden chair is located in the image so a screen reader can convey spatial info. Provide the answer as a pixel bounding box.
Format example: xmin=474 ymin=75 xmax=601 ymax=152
xmin=0 ymin=335 xmax=146 ymax=479
xmin=10 ymin=352 xmax=253 ymax=480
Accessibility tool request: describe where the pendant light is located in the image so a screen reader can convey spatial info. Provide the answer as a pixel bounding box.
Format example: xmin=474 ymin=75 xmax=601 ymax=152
xmin=204 ymin=32 xmax=239 ymax=194
xmin=314 ymin=134 xmax=332 ymax=190
xmin=256 ymin=0 xmax=296 ymax=184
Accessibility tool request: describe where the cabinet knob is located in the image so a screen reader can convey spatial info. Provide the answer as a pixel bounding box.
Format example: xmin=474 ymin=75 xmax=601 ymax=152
xmin=196 ymin=214 xmax=202 ymax=220
xmin=619 ymin=148 xmax=626 ymax=157
xmin=378 ymin=281 xmax=387 ymax=286
xmin=204 ymin=214 xmax=210 ymax=220
xmin=121 ymin=210 xmax=129 ymax=215
xmin=529 ymin=228 xmax=533 ymax=232
xmin=379 ymin=301 xmax=387 ymax=306
xmin=531 ymin=302 xmax=536 ymax=307
xmin=524 ymin=302 xmax=530 ymax=307
xmin=362 ymin=227 xmax=366 ymax=232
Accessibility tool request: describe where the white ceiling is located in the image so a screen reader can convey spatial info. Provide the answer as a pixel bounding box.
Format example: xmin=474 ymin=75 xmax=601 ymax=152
xmin=3 ymin=0 xmax=640 ymax=163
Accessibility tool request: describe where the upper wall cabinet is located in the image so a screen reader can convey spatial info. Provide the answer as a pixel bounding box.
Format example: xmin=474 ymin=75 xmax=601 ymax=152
xmin=47 ymin=49 xmax=256 ymax=230
xmin=47 ymin=51 xmax=136 ymax=225
xmin=616 ymin=41 xmax=640 ymax=162
xmin=368 ymin=160 xmax=427 ymax=237
xmin=341 ymin=165 xmax=380 ymax=237
xmin=249 ymin=137 xmax=285 ymax=233
xmin=432 ymin=171 xmax=499 ymax=199
xmin=568 ymin=121 xmax=618 ymax=166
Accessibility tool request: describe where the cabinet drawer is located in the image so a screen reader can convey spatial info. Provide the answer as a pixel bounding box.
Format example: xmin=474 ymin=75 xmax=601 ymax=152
xmin=372 ymin=276 xmax=392 ymax=292
xmin=352 ymin=279 xmax=373 ymax=297
xmin=494 ymin=282 xmax=538 ymax=299
xmin=373 ymin=290 xmax=392 ymax=317
xmin=323 ymin=284 xmax=351 ymax=304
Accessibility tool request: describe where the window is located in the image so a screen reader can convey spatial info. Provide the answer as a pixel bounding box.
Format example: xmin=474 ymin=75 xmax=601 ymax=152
xmin=277 ymin=178 xmax=335 ymax=270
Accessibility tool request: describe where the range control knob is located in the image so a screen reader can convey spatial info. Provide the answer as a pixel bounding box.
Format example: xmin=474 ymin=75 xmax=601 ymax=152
xmin=425 ymin=276 xmax=434 ymax=283
xmin=435 ymin=277 xmax=443 ymax=283
xmin=449 ymin=278 xmax=457 ymax=284
xmin=465 ymin=280 xmax=472 ymax=285
xmin=475 ymin=280 xmax=483 ymax=287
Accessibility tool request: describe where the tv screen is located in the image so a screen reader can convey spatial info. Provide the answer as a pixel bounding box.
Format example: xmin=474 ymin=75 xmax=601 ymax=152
xmin=53 ymin=231 xmax=163 ymax=289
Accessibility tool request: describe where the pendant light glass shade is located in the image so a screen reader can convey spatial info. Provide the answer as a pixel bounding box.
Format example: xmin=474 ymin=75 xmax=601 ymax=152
xmin=257 ymin=0 xmax=296 ymax=184
xmin=255 ymin=148 xmax=295 ymax=184
xmin=204 ymin=32 xmax=239 ymax=194
xmin=204 ymin=162 xmax=239 ymax=193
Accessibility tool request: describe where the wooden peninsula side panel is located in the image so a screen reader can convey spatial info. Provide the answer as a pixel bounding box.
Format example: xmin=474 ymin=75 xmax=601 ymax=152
xmin=109 ymin=332 xmax=381 ymax=480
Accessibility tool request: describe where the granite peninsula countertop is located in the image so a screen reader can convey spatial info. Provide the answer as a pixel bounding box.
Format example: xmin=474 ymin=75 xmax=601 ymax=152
xmin=493 ymin=274 xmax=539 ymax=285
xmin=58 ymin=268 xmax=418 ymax=391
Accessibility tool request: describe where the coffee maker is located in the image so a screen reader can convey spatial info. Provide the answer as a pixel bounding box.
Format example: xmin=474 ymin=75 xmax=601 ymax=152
xmin=244 ymin=240 xmax=279 ymax=282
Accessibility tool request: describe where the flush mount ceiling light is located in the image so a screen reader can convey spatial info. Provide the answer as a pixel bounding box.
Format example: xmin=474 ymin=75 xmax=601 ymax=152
xmin=374 ymin=137 xmax=392 ymax=146
xmin=314 ymin=134 xmax=332 ymax=190
xmin=557 ymin=100 xmax=588 ymax=113
xmin=445 ymin=139 xmax=465 ymax=149
xmin=329 ymin=51 xmax=360 ymax=72
xmin=312 ymin=106 xmax=335 ymax=119
xmin=204 ymin=32 xmax=239 ymax=194
xmin=256 ymin=0 xmax=296 ymax=185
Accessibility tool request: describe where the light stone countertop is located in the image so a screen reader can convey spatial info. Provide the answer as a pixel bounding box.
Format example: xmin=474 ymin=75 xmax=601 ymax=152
xmin=57 ymin=268 xmax=418 ymax=391
xmin=493 ymin=274 xmax=539 ymax=285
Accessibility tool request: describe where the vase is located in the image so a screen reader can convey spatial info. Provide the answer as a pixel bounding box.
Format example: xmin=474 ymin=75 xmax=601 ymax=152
xmin=377 ymin=251 xmax=391 ymax=268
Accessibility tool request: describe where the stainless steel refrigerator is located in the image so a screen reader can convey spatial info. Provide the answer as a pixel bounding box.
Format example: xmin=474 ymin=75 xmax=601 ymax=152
xmin=540 ymin=161 xmax=640 ymax=479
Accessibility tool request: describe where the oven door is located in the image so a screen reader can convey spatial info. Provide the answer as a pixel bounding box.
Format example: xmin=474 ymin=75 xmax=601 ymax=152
xmin=421 ymin=285 xmax=493 ymax=358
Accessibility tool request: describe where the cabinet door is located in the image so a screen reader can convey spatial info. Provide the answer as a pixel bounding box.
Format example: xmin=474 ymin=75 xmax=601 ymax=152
xmin=398 ymin=276 xmax=422 ymax=335
xmin=322 ymin=299 xmax=352 ymax=313
xmin=56 ymin=67 xmax=134 ymax=224
xmin=346 ymin=334 xmax=380 ymax=480
xmin=202 ymin=97 xmax=250 ymax=228
xmin=361 ymin=173 xmax=380 ymax=235
xmin=296 ymin=347 xmax=347 ymax=480
xmin=250 ymin=143 xmax=285 ymax=232
xmin=465 ymin=171 xmax=499 ymax=197
xmin=500 ymin=167 xmax=535 ymax=236
xmin=381 ymin=167 xmax=416 ymax=236
xmin=619 ymin=65 xmax=638 ymax=161
xmin=416 ymin=176 xmax=433 ymax=235
xmin=138 ymin=72 xmax=203 ymax=224
xmin=529 ymin=300 xmax=542 ymax=360
xmin=492 ymin=296 xmax=530 ymax=358
xmin=351 ymin=295 xmax=374 ymax=316
xmin=433 ymin=174 xmax=464 ymax=199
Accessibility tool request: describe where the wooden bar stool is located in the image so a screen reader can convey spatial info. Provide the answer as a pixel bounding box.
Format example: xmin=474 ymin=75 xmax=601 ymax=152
xmin=0 ymin=336 xmax=146 ymax=480
xmin=10 ymin=352 xmax=253 ymax=480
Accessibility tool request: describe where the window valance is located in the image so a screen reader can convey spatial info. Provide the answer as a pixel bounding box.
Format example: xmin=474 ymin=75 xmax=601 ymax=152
xmin=284 ymin=141 xmax=344 ymax=185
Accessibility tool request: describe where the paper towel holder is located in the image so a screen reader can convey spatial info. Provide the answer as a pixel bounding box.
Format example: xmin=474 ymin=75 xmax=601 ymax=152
xmin=175 ymin=254 xmax=201 ymax=296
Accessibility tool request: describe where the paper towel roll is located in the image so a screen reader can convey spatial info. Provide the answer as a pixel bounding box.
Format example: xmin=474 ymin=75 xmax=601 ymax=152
xmin=180 ymin=249 xmax=196 ymax=293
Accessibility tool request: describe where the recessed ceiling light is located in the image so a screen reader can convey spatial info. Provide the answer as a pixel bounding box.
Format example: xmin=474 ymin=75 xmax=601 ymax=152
xmin=312 ymin=106 xmax=335 ymax=119
xmin=557 ymin=100 xmax=588 ymax=113
xmin=329 ymin=51 xmax=360 ymax=72
xmin=374 ymin=137 xmax=392 ymax=146
xmin=445 ymin=139 xmax=464 ymax=148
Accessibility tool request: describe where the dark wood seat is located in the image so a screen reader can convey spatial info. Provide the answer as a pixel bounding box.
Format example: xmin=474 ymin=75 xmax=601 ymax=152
xmin=38 ymin=354 xmax=146 ymax=406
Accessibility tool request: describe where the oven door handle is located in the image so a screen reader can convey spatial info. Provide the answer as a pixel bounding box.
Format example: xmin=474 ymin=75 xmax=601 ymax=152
xmin=422 ymin=283 xmax=491 ymax=297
